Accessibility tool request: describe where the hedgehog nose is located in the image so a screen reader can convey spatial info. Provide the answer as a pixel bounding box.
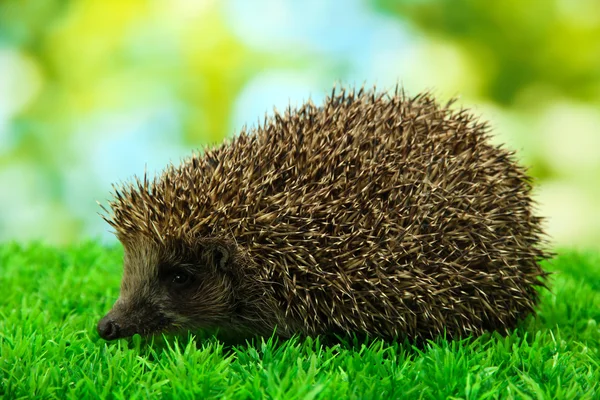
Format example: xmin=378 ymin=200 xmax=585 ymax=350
xmin=97 ymin=316 xmax=120 ymax=340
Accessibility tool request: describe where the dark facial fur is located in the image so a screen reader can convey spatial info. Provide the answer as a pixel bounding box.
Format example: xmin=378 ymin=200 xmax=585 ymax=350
xmin=98 ymin=236 xmax=283 ymax=340
xmin=98 ymin=86 xmax=550 ymax=342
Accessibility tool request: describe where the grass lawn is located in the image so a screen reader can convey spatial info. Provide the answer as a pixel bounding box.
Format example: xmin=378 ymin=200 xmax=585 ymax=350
xmin=1 ymin=242 xmax=599 ymax=399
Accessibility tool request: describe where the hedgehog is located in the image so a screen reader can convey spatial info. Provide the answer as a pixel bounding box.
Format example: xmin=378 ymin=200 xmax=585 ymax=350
xmin=97 ymin=86 xmax=550 ymax=342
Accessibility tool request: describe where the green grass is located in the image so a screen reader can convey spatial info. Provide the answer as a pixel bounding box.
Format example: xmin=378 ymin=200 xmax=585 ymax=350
xmin=1 ymin=243 xmax=599 ymax=399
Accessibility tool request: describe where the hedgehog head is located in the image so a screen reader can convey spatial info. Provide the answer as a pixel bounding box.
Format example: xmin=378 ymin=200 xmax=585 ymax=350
xmin=97 ymin=233 xmax=244 ymax=340
xmin=96 ymin=169 xmax=268 ymax=340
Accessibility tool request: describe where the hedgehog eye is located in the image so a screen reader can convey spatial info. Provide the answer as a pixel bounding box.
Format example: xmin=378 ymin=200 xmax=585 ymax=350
xmin=171 ymin=271 xmax=193 ymax=287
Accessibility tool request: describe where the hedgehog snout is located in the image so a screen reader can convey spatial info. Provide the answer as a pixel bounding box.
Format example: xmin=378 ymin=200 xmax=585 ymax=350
xmin=98 ymin=298 xmax=171 ymax=340
xmin=97 ymin=305 xmax=134 ymax=340
xmin=97 ymin=315 xmax=121 ymax=340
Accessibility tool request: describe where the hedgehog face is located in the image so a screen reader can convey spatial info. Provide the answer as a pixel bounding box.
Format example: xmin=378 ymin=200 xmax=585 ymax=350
xmin=97 ymin=236 xmax=237 ymax=340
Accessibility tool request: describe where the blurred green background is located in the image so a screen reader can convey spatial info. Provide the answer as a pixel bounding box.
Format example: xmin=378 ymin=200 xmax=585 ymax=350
xmin=0 ymin=0 xmax=599 ymax=249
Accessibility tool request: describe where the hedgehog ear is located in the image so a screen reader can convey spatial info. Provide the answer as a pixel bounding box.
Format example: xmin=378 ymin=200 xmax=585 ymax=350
xmin=203 ymin=243 xmax=231 ymax=272
xmin=213 ymin=244 xmax=231 ymax=270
